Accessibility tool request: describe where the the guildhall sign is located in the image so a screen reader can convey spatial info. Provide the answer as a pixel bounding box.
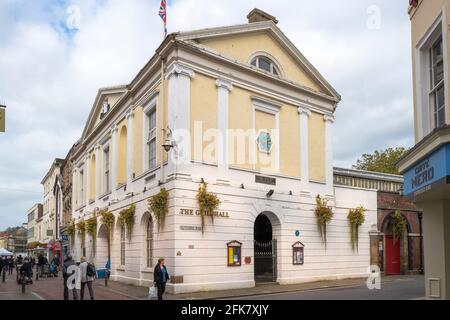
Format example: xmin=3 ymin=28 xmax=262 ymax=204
xmin=404 ymin=144 xmax=450 ymax=198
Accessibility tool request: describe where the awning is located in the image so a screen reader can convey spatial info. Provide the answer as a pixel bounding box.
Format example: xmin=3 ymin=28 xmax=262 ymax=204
xmin=0 ymin=248 xmax=14 ymax=256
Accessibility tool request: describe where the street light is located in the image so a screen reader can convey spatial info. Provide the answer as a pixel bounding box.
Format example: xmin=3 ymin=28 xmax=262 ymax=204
xmin=162 ymin=138 xmax=174 ymax=153
xmin=162 ymin=127 xmax=175 ymax=153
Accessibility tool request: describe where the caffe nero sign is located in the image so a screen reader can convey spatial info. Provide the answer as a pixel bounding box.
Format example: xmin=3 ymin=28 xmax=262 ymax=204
xmin=404 ymin=144 xmax=450 ymax=197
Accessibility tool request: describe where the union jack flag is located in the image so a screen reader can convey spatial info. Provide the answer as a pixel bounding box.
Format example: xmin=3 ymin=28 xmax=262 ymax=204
xmin=159 ymin=0 xmax=167 ymax=35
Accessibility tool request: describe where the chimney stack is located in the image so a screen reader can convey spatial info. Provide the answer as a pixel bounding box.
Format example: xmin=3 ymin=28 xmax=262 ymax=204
xmin=247 ymin=8 xmax=278 ymax=24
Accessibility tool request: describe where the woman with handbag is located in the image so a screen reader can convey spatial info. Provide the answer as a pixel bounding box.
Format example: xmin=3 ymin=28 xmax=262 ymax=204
xmin=153 ymin=258 xmax=170 ymax=301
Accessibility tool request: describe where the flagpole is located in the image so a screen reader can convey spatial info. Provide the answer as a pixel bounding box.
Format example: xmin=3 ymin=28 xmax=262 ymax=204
xmin=165 ymin=0 xmax=168 ymax=37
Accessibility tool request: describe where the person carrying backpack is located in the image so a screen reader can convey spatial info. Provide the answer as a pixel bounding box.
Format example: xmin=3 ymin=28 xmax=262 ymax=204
xmin=79 ymin=257 xmax=95 ymax=300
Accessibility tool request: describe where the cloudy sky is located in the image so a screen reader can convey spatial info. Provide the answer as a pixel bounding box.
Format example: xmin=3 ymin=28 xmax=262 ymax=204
xmin=0 ymin=0 xmax=413 ymax=230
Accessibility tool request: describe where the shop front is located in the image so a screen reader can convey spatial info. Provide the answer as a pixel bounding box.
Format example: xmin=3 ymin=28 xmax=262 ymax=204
xmin=399 ymin=131 xmax=450 ymax=299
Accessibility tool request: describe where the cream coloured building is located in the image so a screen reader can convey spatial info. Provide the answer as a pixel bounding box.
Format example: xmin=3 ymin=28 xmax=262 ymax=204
xmin=398 ymin=0 xmax=450 ymax=300
xmin=39 ymin=159 xmax=64 ymax=252
xmin=70 ymin=9 xmax=377 ymax=293
xmin=27 ymin=203 xmax=43 ymax=244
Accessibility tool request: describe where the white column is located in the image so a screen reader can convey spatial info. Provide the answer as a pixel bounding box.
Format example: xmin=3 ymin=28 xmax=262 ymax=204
xmin=166 ymin=63 xmax=195 ymax=179
xmin=126 ymin=109 xmax=134 ymax=189
xmin=110 ymin=125 xmax=118 ymax=200
xmin=85 ymin=154 xmax=91 ymax=208
xmin=216 ymin=79 xmax=232 ymax=183
xmin=298 ymin=106 xmax=311 ymax=193
xmin=95 ymin=145 xmax=101 ymax=200
xmin=72 ymin=169 xmax=77 ymax=212
xmin=324 ymin=114 xmax=335 ymax=196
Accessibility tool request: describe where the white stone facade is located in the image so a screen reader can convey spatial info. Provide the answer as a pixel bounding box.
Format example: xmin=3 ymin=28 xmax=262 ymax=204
xmin=71 ymin=160 xmax=377 ymax=294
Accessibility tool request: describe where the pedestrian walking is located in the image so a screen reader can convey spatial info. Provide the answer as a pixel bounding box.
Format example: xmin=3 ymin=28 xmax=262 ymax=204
xmin=8 ymin=257 xmax=14 ymax=275
xmin=153 ymin=258 xmax=170 ymax=301
xmin=62 ymin=255 xmax=78 ymax=300
xmin=79 ymin=257 xmax=95 ymax=300
xmin=0 ymin=257 xmax=5 ymax=277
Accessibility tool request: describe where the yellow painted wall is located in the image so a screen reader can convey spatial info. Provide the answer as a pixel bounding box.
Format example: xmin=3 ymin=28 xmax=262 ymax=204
xmin=117 ymin=120 xmax=127 ymax=186
xmin=410 ymin=0 xmax=450 ymax=140
xmin=190 ymin=74 xmax=218 ymax=163
xmin=280 ymin=104 xmax=301 ymax=177
xmin=81 ymin=162 xmax=86 ymax=206
xmin=90 ymin=153 xmax=96 ymax=201
xmin=133 ymin=107 xmax=143 ymax=176
xmin=108 ymin=140 xmax=112 ymax=192
xmin=309 ymin=112 xmax=326 ymax=182
xmin=74 ymin=171 xmax=79 ymax=208
xmin=228 ymin=87 xmax=253 ymax=170
xmin=255 ymin=110 xmax=276 ymax=172
xmin=199 ymin=32 xmax=323 ymax=93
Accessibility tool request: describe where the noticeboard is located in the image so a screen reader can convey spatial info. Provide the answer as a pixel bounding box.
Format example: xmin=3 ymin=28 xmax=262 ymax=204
xmin=0 ymin=106 xmax=5 ymax=133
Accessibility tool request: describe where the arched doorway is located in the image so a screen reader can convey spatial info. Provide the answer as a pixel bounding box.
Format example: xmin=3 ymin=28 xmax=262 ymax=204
xmin=382 ymin=212 xmax=411 ymax=276
xmin=96 ymin=225 xmax=110 ymax=269
xmin=254 ymin=213 xmax=279 ymax=283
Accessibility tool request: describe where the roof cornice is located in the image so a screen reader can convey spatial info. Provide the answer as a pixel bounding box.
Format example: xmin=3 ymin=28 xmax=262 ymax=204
xmin=177 ymin=39 xmax=339 ymax=104
xmin=177 ymin=22 xmax=341 ymax=101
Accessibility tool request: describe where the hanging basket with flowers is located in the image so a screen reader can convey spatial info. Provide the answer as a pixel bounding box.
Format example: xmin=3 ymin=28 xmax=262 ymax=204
xmin=391 ymin=210 xmax=407 ymax=243
xmin=77 ymin=219 xmax=86 ymax=249
xmin=148 ymin=188 xmax=169 ymax=230
xmin=86 ymin=214 xmax=98 ymax=255
xmin=348 ymin=206 xmax=366 ymax=252
xmin=315 ymin=196 xmax=334 ymax=247
xmin=196 ymin=182 xmax=221 ymax=233
xmin=99 ymin=209 xmax=115 ymax=236
xmin=67 ymin=220 xmax=76 ymax=246
xmin=118 ymin=204 xmax=136 ymax=238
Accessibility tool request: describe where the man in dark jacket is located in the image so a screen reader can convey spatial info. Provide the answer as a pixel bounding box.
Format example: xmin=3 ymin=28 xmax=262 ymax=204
xmin=0 ymin=257 xmax=5 ymax=277
xmin=62 ymin=255 xmax=78 ymax=300
xmin=19 ymin=258 xmax=33 ymax=281
xmin=153 ymin=258 xmax=170 ymax=301
xmin=8 ymin=257 xmax=14 ymax=275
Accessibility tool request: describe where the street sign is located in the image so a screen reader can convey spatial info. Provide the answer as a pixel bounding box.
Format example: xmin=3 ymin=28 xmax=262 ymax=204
xmin=61 ymin=235 xmax=69 ymax=241
xmin=403 ymin=143 xmax=450 ymax=197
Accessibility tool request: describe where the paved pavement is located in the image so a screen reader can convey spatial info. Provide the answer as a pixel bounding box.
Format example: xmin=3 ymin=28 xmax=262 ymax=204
xmin=0 ymin=269 xmax=142 ymax=300
xmin=227 ymin=276 xmax=425 ymax=300
xmin=0 ymin=268 xmax=424 ymax=300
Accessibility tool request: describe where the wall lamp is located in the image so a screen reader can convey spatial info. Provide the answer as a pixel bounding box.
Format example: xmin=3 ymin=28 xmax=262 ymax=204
xmin=162 ymin=126 xmax=176 ymax=153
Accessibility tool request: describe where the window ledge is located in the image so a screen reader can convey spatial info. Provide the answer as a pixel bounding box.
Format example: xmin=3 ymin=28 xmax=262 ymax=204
xmin=76 ymin=205 xmax=86 ymax=212
xmin=133 ymin=167 xmax=159 ymax=183
xmin=116 ymin=184 xmax=126 ymax=191
xmin=141 ymin=268 xmax=154 ymax=274
xmin=99 ymin=191 xmax=112 ymax=201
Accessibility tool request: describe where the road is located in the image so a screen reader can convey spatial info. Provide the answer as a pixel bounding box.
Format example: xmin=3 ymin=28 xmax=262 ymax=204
xmin=228 ymin=276 xmax=425 ymax=300
xmin=1 ymin=268 xmax=425 ymax=301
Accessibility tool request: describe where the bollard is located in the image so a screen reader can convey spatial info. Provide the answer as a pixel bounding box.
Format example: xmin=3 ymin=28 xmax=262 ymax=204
xmin=105 ymin=277 xmax=108 ymax=287
xmin=35 ymin=266 xmax=39 ymax=281
xmin=2 ymin=269 xmax=5 ymax=283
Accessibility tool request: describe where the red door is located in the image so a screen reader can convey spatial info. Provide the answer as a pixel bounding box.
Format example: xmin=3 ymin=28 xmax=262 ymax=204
xmin=385 ymin=236 xmax=401 ymax=275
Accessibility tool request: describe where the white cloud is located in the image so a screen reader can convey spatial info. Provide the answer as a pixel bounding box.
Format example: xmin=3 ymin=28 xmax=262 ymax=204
xmin=0 ymin=0 xmax=414 ymax=229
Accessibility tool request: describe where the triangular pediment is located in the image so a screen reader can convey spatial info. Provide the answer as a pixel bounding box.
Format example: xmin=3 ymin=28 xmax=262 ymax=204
xmin=81 ymin=85 xmax=128 ymax=142
xmin=177 ymin=22 xmax=340 ymax=100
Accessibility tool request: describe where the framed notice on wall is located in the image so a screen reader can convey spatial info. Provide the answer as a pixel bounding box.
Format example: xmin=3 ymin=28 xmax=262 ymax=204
xmin=227 ymin=241 xmax=242 ymax=267
xmin=0 ymin=106 xmax=5 ymax=133
xmin=292 ymin=242 xmax=305 ymax=265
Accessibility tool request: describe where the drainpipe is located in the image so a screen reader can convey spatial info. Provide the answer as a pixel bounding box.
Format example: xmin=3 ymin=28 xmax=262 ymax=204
xmin=418 ymin=212 xmax=424 ymax=275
